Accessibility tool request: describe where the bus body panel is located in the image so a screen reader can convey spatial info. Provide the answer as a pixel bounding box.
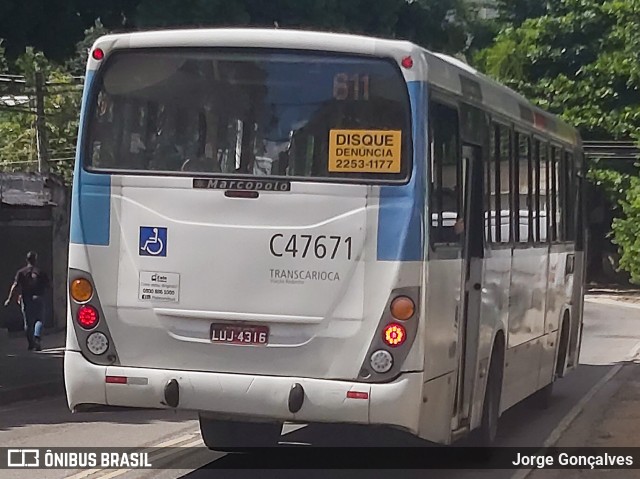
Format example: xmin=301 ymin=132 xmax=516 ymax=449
xmin=469 ymin=246 xmax=510 ymax=430
xmin=70 ymin=180 xmax=428 ymax=380
xmin=65 ymin=349 xmax=424 ymax=433
xmin=567 ymin=250 xmax=586 ymax=371
xmin=507 ymin=246 xmax=549 ymax=349
xmin=422 ymin=256 xmax=461 ymax=381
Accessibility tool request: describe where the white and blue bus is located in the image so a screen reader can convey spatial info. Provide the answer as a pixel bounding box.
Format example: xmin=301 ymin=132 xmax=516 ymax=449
xmin=64 ymin=29 xmax=585 ymax=448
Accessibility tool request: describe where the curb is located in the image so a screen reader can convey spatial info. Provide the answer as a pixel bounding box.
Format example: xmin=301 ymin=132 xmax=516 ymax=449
xmin=510 ymin=364 xmax=625 ymax=479
xmin=510 ymin=337 xmax=640 ymax=479
xmin=584 ymin=297 xmax=640 ymax=309
xmin=0 ymin=379 xmax=65 ymax=406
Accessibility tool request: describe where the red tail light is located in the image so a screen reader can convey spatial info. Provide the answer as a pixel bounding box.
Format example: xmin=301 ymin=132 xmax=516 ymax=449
xmin=382 ymin=323 xmax=406 ymax=347
xmin=106 ymin=376 xmax=127 ymax=384
xmin=346 ymin=391 xmax=369 ymax=400
xmin=77 ymin=305 xmax=99 ymax=329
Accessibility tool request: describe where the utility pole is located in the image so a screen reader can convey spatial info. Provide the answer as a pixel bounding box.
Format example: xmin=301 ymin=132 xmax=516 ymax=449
xmin=34 ymin=70 xmax=49 ymax=173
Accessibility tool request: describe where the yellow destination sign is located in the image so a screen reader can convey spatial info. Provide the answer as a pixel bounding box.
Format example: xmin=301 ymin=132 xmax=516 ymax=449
xmin=328 ymin=129 xmax=402 ymax=173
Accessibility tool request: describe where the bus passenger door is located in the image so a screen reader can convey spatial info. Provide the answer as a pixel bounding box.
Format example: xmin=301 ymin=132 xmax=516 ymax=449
xmin=453 ymin=144 xmax=484 ymax=429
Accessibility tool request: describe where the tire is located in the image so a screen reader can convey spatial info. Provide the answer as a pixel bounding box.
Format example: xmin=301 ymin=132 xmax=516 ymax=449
xmin=199 ymin=416 xmax=282 ymax=451
xmin=472 ymin=347 xmax=503 ymax=448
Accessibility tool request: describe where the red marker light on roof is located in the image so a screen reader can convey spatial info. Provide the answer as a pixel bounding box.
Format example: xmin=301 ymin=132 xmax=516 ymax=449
xmin=92 ymin=48 xmax=105 ymax=61
xmin=401 ymin=56 xmax=414 ymax=69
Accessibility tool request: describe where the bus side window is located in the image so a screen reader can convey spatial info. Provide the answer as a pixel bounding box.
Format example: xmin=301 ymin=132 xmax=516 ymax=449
xmin=564 ymin=151 xmax=576 ymax=241
xmin=430 ymin=102 xmax=461 ymax=245
xmin=486 ymin=124 xmax=496 ymax=244
xmin=533 ymin=139 xmax=541 ymax=243
xmin=515 ymin=132 xmax=532 ymax=243
xmin=539 ymin=142 xmax=549 ymax=243
xmin=551 ymin=147 xmax=561 ymax=242
xmin=490 ymin=123 xmax=511 ymax=244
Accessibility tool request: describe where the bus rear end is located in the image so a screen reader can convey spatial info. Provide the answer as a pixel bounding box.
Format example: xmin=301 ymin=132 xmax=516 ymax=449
xmin=64 ymin=30 xmax=427 ymax=447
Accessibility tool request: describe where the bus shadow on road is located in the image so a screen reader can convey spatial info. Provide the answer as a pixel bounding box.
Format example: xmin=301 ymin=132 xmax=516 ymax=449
xmin=179 ymin=363 xmax=618 ymax=478
xmin=0 ymin=395 xmax=199 ymax=431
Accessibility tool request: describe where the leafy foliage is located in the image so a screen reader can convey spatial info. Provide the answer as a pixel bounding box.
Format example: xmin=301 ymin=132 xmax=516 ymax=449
xmin=495 ymin=0 xmax=549 ymax=26
xmin=475 ymin=0 xmax=640 ymax=141
xmin=0 ymin=45 xmax=82 ymax=183
xmin=0 ymin=0 xmax=137 ymax=62
xmin=475 ymin=0 xmax=640 ymax=282
xmin=589 ymin=167 xmax=640 ymax=284
xmin=134 ymin=0 xmax=471 ymax=54
xmin=65 ymin=21 xmax=111 ymax=77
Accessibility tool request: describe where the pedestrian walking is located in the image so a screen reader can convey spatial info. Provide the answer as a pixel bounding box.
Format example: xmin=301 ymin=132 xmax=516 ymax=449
xmin=3 ymin=251 xmax=50 ymax=351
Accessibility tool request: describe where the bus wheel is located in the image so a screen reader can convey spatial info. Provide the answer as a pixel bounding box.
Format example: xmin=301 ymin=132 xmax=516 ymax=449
xmin=199 ymin=415 xmax=282 ymax=451
xmin=473 ymin=346 xmax=503 ymax=447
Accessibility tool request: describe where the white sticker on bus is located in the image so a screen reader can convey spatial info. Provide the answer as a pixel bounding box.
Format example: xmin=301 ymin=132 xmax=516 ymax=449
xmin=138 ymin=271 xmax=180 ymax=303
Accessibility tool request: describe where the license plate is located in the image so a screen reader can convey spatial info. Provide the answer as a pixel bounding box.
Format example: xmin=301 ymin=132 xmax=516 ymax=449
xmin=210 ymin=324 xmax=269 ymax=345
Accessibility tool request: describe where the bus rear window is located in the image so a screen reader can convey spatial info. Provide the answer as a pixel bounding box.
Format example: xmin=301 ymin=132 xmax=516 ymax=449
xmin=85 ymin=49 xmax=412 ymax=182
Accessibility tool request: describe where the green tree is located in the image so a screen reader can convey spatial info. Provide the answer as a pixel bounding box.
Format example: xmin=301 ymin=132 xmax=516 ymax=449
xmin=475 ymin=0 xmax=640 ymax=282
xmin=135 ymin=0 xmax=470 ymax=54
xmin=0 ymin=46 xmax=82 ymax=183
xmin=495 ymin=0 xmax=549 ymax=26
xmin=0 ymin=0 xmax=137 ymax=62
xmin=476 ymin=0 xmax=640 ymax=141
xmin=65 ymin=20 xmax=111 ymax=76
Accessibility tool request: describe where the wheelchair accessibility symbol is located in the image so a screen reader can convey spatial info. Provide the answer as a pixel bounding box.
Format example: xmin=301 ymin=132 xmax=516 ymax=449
xmin=139 ymin=227 xmax=167 ymax=256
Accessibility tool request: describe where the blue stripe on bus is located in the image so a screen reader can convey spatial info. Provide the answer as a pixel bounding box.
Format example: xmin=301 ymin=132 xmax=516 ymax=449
xmin=376 ymin=81 xmax=426 ymax=261
xmin=70 ymin=70 xmax=111 ymax=246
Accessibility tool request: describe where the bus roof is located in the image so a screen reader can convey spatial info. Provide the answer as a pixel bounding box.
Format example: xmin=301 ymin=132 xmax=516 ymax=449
xmin=92 ymin=28 xmax=580 ymax=147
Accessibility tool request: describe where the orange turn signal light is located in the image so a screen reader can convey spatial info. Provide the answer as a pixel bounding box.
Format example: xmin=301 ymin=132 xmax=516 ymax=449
xmin=390 ymin=296 xmax=415 ymax=321
xmin=70 ymin=278 xmax=93 ymax=303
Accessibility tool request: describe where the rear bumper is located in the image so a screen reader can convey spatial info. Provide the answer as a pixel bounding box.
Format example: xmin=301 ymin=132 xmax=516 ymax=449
xmin=64 ymin=351 xmax=423 ymax=433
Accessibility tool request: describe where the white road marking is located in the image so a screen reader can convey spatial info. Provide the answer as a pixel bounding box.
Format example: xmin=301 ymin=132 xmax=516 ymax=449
xmin=510 ymin=339 xmax=640 ymax=479
xmin=281 ymin=423 xmax=308 ymax=435
xmin=147 ymin=433 xmax=199 ymax=448
xmin=88 ymin=439 xmax=204 ymax=479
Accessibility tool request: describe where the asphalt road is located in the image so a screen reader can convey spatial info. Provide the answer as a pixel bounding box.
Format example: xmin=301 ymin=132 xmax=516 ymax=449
xmin=1 ymin=299 xmax=639 ymax=479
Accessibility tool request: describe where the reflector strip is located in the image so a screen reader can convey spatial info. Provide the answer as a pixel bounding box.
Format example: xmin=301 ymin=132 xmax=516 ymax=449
xmin=346 ymin=391 xmax=369 ymax=400
xmin=106 ymin=376 xmax=127 ymax=384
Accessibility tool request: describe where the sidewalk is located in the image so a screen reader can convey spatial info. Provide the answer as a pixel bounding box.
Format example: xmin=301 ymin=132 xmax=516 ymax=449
xmin=586 ymin=285 xmax=640 ymax=305
xmin=528 ymin=362 xmax=640 ymax=478
xmin=0 ymin=328 xmax=65 ymax=405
